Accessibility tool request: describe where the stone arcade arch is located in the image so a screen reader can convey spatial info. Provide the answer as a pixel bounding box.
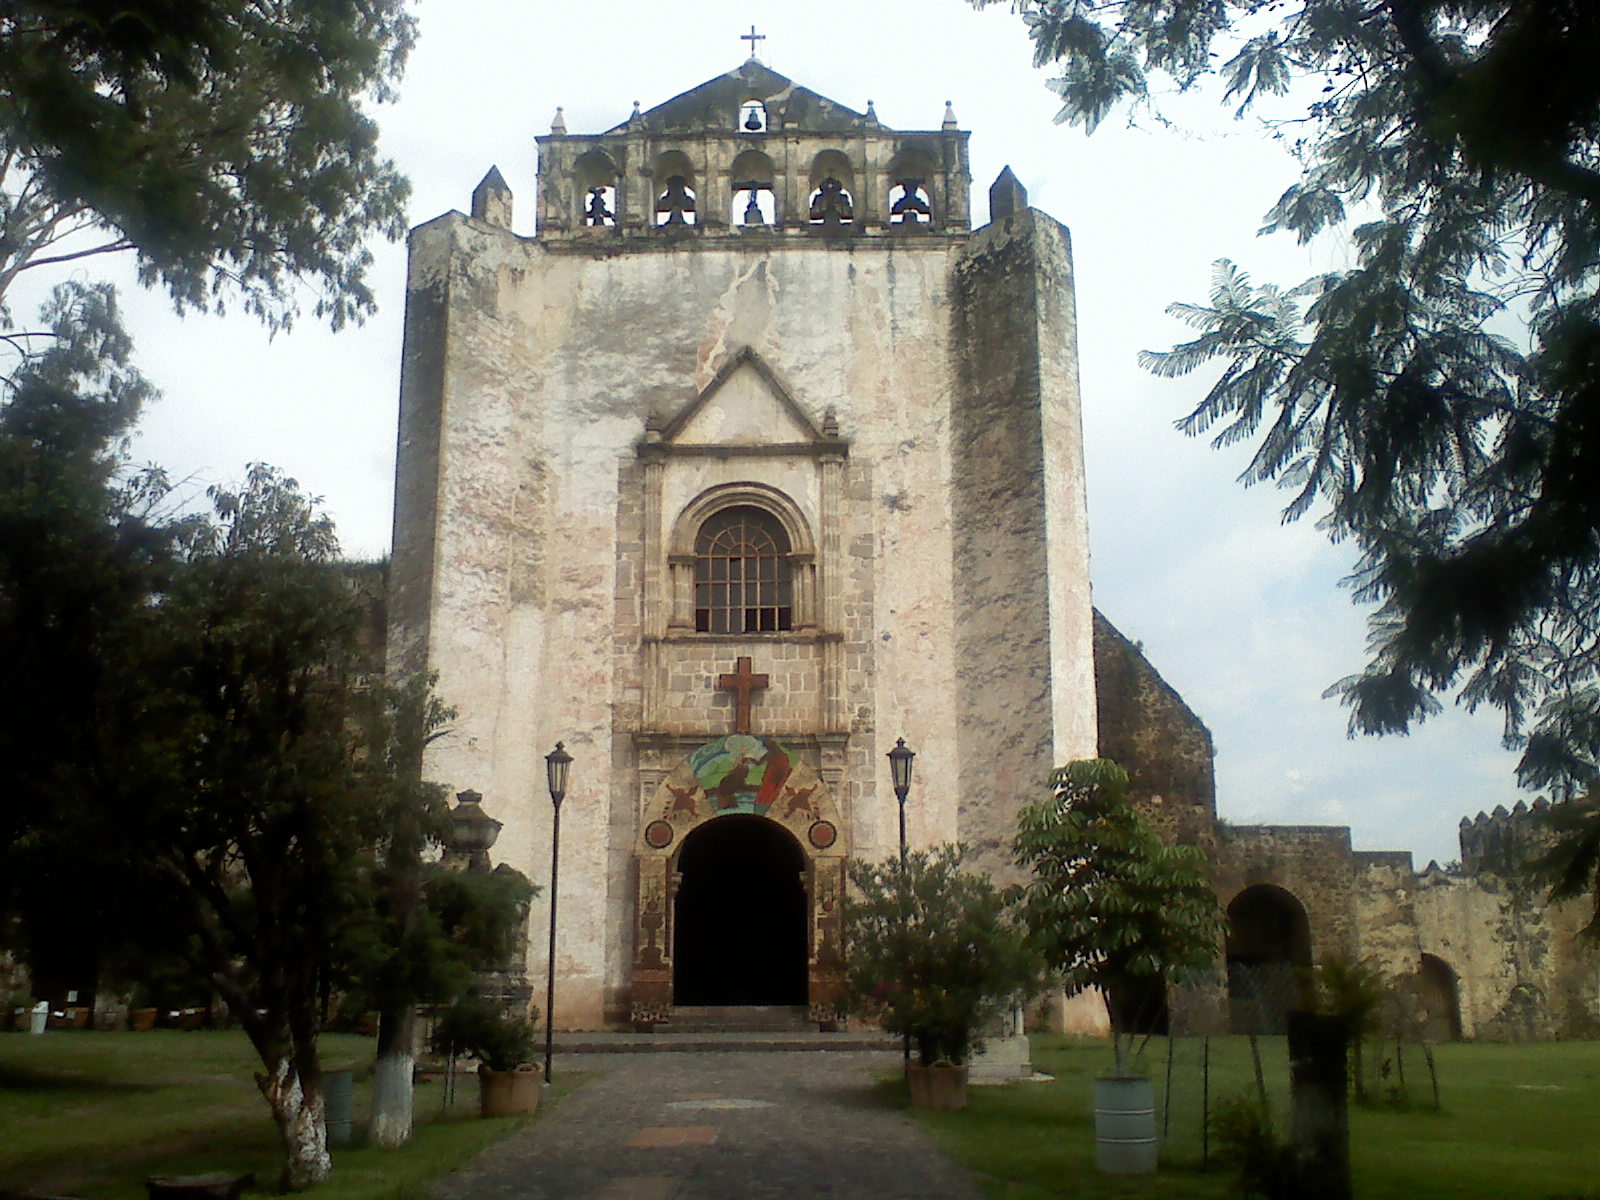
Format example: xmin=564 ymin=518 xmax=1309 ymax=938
xmin=1417 ymin=953 xmax=1463 ymax=1041
xmin=1226 ymin=884 xmax=1314 ymax=1034
xmin=629 ymin=736 xmax=848 ymax=1028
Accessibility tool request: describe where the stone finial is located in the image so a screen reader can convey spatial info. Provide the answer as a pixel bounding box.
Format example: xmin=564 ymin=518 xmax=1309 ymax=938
xmin=942 ymin=100 xmax=958 ymax=130
xmin=1459 ymin=815 xmax=1472 ymax=827
xmin=643 ymin=411 xmax=663 ymax=443
xmin=989 ymin=166 xmax=1028 ymax=221
xmin=551 ymin=106 xmax=567 ymax=134
xmin=471 ymin=166 xmax=513 ymax=229
xmin=630 ymin=99 xmax=642 ymax=123
xmin=822 ymin=406 xmax=839 ymax=438
xmin=864 ymin=99 xmax=878 ymax=126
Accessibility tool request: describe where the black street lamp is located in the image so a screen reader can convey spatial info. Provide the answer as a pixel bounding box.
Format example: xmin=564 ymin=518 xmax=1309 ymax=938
xmin=887 ymin=737 xmax=915 ymax=1069
xmin=888 ymin=737 xmax=915 ymax=867
xmin=543 ymin=741 xmax=572 ymax=1085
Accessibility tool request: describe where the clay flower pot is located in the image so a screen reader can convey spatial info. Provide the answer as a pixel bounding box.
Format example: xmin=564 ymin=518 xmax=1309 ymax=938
xmin=906 ymin=1062 xmax=969 ymax=1110
xmin=478 ymin=1063 xmax=542 ymax=1117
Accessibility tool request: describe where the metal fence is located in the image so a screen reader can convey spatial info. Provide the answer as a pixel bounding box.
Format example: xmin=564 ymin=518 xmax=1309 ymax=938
xmin=1152 ymin=1031 xmax=1444 ymax=1167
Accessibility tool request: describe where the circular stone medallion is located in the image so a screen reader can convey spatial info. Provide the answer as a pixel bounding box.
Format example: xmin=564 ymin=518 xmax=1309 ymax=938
xmin=808 ymin=820 xmax=837 ymax=850
xmin=644 ymin=820 xmax=675 ymax=849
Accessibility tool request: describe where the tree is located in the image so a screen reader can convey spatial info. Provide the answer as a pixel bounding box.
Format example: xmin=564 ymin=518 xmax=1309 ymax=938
xmin=0 ymin=0 xmax=414 ymax=329
xmin=844 ymin=845 xmax=1038 ymax=1066
xmin=1012 ymin=759 xmax=1222 ymax=1074
xmin=347 ymin=680 xmax=535 ymax=1146
xmin=979 ymin=0 xmax=1600 ymax=907
xmin=128 ymin=465 xmax=380 ymax=1189
xmin=0 ymin=281 xmax=178 ymax=994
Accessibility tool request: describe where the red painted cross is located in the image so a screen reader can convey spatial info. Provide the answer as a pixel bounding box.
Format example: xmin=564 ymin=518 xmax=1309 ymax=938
xmin=717 ymin=656 xmax=769 ymax=734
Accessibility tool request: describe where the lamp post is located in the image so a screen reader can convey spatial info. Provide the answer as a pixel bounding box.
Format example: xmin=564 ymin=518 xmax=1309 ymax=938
xmin=888 ymin=737 xmax=915 ymax=867
xmin=543 ymin=742 xmax=572 ymax=1085
xmin=887 ymin=737 xmax=915 ymax=1068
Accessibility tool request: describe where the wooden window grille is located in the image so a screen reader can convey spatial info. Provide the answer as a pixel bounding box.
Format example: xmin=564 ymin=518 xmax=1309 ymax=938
xmin=694 ymin=507 xmax=793 ymax=634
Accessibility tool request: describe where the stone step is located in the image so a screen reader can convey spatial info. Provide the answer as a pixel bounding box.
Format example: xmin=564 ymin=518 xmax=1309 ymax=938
xmin=663 ymin=1004 xmax=813 ymax=1033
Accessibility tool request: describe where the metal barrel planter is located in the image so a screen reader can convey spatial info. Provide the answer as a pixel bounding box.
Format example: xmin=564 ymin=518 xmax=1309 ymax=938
xmin=1093 ymin=1076 xmax=1159 ymax=1173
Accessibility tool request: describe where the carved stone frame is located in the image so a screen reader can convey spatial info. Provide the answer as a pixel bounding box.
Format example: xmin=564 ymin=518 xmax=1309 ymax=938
xmin=629 ymin=750 xmax=849 ymax=1028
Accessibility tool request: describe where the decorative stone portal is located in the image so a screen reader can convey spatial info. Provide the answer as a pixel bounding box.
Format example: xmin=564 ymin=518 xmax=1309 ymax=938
xmin=630 ymin=735 xmax=848 ymax=1029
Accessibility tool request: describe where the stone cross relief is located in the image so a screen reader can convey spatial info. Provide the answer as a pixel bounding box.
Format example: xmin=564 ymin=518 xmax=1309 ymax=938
xmin=717 ymin=655 xmax=769 ymax=733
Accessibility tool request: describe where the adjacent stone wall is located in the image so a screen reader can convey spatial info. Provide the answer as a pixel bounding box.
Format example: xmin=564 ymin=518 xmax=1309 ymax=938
xmin=949 ymin=207 xmax=1097 ymax=883
xmin=1214 ymin=827 xmax=1360 ymax=964
xmin=1093 ymin=611 xmax=1216 ymax=848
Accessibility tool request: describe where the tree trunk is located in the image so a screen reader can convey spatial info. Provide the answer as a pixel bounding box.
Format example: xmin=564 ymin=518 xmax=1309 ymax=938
xmin=369 ymin=1006 xmax=416 ymax=1147
xmin=257 ymin=1051 xmax=331 ymax=1191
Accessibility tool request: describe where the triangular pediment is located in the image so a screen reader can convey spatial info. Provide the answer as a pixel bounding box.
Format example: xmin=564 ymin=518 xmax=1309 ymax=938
xmin=605 ymin=61 xmax=875 ymax=136
xmin=662 ymin=349 xmax=823 ymax=447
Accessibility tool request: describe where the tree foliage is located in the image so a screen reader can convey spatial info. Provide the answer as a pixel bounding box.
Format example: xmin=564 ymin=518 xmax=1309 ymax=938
xmin=1012 ymin=759 xmax=1221 ymax=1070
xmin=0 ymin=0 xmax=414 ymax=329
xmin=844 ymin=845 xmax=1038 ymax=1066
xmin=982 ymin=0 xmax=1600 ymax=884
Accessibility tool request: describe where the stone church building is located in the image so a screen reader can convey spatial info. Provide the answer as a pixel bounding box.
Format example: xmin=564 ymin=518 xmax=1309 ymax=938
xmin=390 ymin=59 xmax=1598 ymax=1038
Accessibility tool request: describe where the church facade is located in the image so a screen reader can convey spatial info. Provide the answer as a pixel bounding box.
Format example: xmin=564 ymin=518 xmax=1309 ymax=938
xmin=391 ymin=59 xmax=1599 ymax=1039
xmin=390 ymin=60 xmax=1097 ymax=1029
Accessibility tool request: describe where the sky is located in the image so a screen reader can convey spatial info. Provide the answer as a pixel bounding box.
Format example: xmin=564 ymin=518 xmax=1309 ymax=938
xmin=22 ymin=0 xmax=1527 ymax=866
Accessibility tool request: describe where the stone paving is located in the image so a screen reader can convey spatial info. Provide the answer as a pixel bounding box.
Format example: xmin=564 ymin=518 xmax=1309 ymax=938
xmin=428 ymin=1050 xmax=986 ymax=1200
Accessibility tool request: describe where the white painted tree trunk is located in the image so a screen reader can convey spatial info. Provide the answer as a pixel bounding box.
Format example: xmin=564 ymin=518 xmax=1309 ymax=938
xmin=368 ymin=1006 xmax=416 ymax=1147
xmin=258 ymin=1054 xmax=331 ymax=1190
xmin=369 ymin=1045 xmax=415 ymax=1144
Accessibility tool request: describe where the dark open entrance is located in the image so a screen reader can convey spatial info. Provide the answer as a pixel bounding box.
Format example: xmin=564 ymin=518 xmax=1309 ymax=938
xmin=673 ymin=814 xmax=808 ymax=1006
xmin=1417 ymin=953 xmax=1463 ymax=1042
xmin=1226 ymin=884 xmax=1313 ymax=1034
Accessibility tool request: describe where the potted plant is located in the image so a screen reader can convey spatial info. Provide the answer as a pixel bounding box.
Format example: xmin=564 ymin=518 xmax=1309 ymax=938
xmin=844 ymin=844 xmax=1038 ymax=1110
xmin=1013 ymin=759 xmax=1224 ymax=1172
xmin=432 ymin=997 xmax=540 ymax=1117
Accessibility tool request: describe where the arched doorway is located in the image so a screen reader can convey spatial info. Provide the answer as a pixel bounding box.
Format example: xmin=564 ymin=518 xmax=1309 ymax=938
xmin=1417 ymin=954 xmax=1463 ymax=1041
xmin=673 ymin=815 xmax=808 ymax=1006
xmin=1226 ymin=884 xmax=1313 ymax=1034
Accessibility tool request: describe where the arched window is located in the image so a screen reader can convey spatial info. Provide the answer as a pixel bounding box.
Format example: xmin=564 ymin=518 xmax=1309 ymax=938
xmin=694 ymin=506 xmax=793 ymax=633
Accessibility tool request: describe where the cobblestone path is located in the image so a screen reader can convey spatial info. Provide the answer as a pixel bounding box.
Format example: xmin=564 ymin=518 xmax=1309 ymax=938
xmin=427 ymin=1050 xmax=985 ymax=1200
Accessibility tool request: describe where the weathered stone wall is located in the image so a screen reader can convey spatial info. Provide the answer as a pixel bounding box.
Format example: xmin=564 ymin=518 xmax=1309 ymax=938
xmin=1351 ymin=851 xmax=1423 ymax=989
xmin=949 ymin=208 xmax=1097 ymax=883
xmin=1092 ymin=611 xmax=1217 ymax=848
xmin=1414 ymin=865 xmax=1600 ymax=1040
xmin=1213 ymin=826 xmax=1360 ymax=964
xmin=390 ymin=180 xmax=1098 ymax=1025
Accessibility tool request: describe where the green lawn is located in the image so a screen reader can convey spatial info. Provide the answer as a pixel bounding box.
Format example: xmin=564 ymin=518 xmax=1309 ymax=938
xmin=904 ymin=1035 xmax=1600 ymax=1200
xmin=0 ymin=1031 xmax=574 ymax=1200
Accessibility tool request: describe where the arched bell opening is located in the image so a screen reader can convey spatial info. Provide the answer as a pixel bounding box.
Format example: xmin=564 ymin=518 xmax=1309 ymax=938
xmin=573 ymin=149 xmax=620 ymax=227
xmin=652 ymin=150 xmax=699 ymax=227
xmin=886 ymin=148 xmax=937 ymax=228
xmin=1225 ymin=884 xmax=1313 ymax=1034
xmin=729 ymin=149 xmax=777 ymax=227
xmin=808 ymin=150 xmax=856 ymax=231
xmin=671 ymin=814 xmax=808 ymax=1006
